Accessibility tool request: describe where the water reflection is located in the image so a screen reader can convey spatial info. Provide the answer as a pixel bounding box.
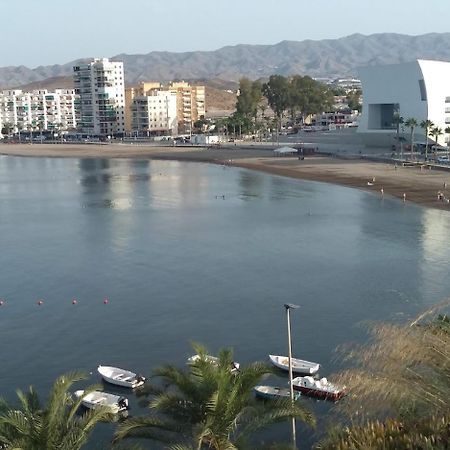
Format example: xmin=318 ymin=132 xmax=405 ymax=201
xmin=238 ymin=171 xmax=264 ymax=200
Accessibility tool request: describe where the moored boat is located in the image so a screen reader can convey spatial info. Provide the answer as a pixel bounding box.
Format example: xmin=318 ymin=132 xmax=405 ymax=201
xmin=98 ymin=365 xmax=146 ymax=389
xmin=292 ymin=376 xmax=345 ymax=401
xmin=74 ymin=390 xmax=129 ymax=413
xmin=187 ymin=354 xmax=240 ymax=373
xmin=269 ymin=354 xmax=320 ymax=375
xmin=254 ymin=385 xmax=301 ymax=400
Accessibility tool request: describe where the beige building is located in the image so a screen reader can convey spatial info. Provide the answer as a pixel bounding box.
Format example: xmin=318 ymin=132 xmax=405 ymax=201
xmin=124 ymin=81 xmax=205 ymax=134
xmin=167 ymin=82 xmax=205 ymax=134
xmin=131 ymin=90 xmax=178 ymax=135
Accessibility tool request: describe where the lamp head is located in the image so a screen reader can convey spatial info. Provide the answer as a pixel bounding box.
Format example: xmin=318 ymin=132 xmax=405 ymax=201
xmin=284 ymin=303 xmax=299 ymax=310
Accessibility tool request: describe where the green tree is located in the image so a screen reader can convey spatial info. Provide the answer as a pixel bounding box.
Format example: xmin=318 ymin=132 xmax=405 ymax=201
xmin=1 ymin=122 xmax=14 ymax=137
xmin=114 ymin=344 xmax=314 ymax=450
xmin=345 ymin=89 xmax=362 ymax=112
xmin=263 ymin=75 xmax=290 ymax=136
xmin=420 ymin=119 xmax=434 ymax=160
xmin=404 ymin=118 xmax=418 ymax=160
xmin=287 ymin=76 xmax=334 ymax=124
xmin=236 ymin=78 xmax=262 ymax=123
xmin=0 ymin=372 xmax=113 ymax=450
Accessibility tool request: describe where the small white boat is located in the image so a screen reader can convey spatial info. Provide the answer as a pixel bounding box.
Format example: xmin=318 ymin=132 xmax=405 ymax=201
xmin=74 ymin=390 xmax=129 ymax=413
xmin=98 ymin=365 xmax=146 ymax=388
xmin=292 ymin=376 xmax=345 ymax=401
xmin=269 ymin=354 xmax=320 ymax=375
xmin=187 ymin=354 xmax=240 ymax=373
xmin=254 ymin=385 xmax=301 ymax=400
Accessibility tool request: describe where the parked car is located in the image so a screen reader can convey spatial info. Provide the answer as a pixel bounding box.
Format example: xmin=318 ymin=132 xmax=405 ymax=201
xmin=436 ymin=156 xmax=449 ymax=164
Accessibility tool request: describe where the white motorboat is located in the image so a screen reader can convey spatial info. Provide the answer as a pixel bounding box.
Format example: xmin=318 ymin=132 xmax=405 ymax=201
xmin=98 ymin=365 xmax=146 ymax=388
xmin=187 ymin=354 xmax=240 ymax=373
xmin=292 ymin=376 xmax=345 ymax=401
xmin=74 ymin=390 xmax=129 ymax=413
xmin=254 ymin=385 xmax=301 ymax=400
xmin=269 ymin=354 xmax=320 ymax=375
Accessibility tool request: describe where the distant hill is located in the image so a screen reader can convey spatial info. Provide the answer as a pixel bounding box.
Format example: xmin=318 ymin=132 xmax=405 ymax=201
xmin=2 ymin=32 xmax=450 ymax=88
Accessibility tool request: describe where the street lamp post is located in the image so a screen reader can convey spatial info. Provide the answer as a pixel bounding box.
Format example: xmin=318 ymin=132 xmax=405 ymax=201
xmin=285 ymin=303 xmax=299 ymax=450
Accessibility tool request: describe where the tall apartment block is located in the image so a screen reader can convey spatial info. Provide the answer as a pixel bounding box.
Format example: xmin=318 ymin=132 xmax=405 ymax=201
xmin=168 ymin=82 xmax=205 ymax=134
xmin=0 ymin=89 xmax=77 ymax=133
xmin=73 ymin=58 xmax=125 ymax=136
xmin=124 ymin=81 xmax=205 ymax=134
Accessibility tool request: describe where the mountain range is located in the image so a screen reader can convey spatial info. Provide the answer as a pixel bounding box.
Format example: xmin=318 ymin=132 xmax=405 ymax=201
xmin=2 ymin=32 xmax=450 ymax=89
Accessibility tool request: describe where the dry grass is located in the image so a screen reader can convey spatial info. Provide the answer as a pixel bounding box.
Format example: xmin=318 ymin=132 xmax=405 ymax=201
xmin=334 ymin=303 xmax=450 ymax=421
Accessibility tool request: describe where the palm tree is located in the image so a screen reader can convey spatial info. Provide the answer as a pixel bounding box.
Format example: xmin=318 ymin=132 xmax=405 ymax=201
xmin=420 ymin=119 xmax=434 ymax=161
xmin=0 ymin=371 xmax=113 ymax=450
xmin=431 ymin=126 xmax=443 ymax=154
xmin=404 ymin=118 xmax=418 ymax=160
xmin=16 ymin=123 xmax=24 ymax=142
xmin=393 ymin=114 xmax=404 ymax=156
xmin=114 ymin=344 xmax=315 ymax=449
xmin=37 ymin=120 xmax=45 ymax=143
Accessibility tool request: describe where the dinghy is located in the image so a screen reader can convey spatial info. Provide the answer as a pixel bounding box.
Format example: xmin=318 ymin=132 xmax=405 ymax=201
xmin=254 ymin=385 xmax=301 ymax=400
xmin=98 ymin=365 xmax=146 ymax=388
xmin=74 ymin=390 xmax=129 ymax=413
xmin=187 ymin=354 xmax=240 ymax=373
xmin=269 ymin=354 xmax=320 ymax=375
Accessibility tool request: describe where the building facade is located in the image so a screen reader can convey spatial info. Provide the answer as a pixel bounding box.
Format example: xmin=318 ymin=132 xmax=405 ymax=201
xmin=131 ymin=90 xmax=178 ymax=135
xmin=0 ymin=89 xmax=77 ymax=134
xmin=73 ymin=58 xmax=125 ymax=136
xmin=358 ymin=59 xmax=450 ymax=146
xmin=167 ymin=82 xmax=205 ymax=134
xmin=124 ymin=81 xmax=205 ymax=134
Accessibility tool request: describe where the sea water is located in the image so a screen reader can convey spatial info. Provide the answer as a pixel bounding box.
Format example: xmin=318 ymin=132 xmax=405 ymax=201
xmin=1 ymin=156 xmax=450 ymax=448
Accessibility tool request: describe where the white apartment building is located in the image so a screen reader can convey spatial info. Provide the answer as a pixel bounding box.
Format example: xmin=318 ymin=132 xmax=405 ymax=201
xmin=73 ymin=58 xmax=125 ymax=136
xmin=0 ymin=89 xmax=77 ymax=134
xmin=131 ymin=90 xmax=178 ymax=135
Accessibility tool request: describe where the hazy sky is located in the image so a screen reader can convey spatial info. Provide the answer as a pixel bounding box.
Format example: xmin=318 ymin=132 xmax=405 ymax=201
xmin=1 ymin=0 xmax=449 ymax=68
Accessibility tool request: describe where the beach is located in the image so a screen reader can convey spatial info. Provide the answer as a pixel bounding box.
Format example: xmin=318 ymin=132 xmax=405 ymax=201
xmin=2 ymin=142 xmax=450 ymax=210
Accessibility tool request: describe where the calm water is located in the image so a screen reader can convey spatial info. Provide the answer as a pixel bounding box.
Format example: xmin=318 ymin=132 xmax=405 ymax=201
xmin=1 ymin=155 xmax=450 ymax=448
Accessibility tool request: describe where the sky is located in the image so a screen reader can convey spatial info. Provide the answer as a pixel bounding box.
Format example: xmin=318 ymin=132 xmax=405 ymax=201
xmin=1 ymin=0 xmax=449 ymax=68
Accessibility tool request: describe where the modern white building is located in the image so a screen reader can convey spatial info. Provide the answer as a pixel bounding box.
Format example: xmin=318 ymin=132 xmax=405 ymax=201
xmin=0 ymin=89 xmax=77 ymax=134
xmin=358 ymin=59 xmax=450 ymax=146
xmin=131 ymin=90 xmax=178 ymax=135
xmin=73 ymin=58 xmax=125 ymax=136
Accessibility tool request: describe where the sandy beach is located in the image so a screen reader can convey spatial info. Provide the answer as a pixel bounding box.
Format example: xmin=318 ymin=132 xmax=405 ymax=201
xmin=2 ymin=142 xmax=450 ymax=211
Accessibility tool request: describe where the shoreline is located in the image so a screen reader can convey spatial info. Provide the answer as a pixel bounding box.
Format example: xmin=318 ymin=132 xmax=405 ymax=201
xmin=1 ymin=143 xmax=450 ymax=211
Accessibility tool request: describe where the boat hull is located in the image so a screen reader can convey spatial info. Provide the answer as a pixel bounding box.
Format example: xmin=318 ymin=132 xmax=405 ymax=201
xmin=74 ymin=390 xmax=129 ymax=413
xmin=292 ymin=385 xmax=345 ymax=401
xmin=98 ymin=365 xmax=145 ymax=389
xmin=269 ymin=355 xmax=320 ymax=375
xmin=254 ymin=385 xmax=300 ymax=400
